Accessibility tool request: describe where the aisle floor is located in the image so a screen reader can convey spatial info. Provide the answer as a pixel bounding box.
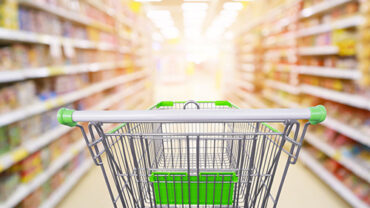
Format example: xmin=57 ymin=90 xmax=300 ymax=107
xmin=57 ymin=72 xmax=349 ymax=208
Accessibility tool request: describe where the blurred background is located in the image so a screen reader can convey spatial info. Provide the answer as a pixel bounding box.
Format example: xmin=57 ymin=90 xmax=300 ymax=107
xmin=0 ymin=0 xmax=369 ymax=207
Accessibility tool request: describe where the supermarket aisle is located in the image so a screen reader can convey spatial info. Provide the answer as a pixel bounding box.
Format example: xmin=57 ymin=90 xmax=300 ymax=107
xmin=57 ymin=72 xmax=349 ymax=208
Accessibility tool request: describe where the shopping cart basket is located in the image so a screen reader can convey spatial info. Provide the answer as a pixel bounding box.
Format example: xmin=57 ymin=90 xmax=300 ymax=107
xmin=57 ymin=100 xmax=326 ymax=208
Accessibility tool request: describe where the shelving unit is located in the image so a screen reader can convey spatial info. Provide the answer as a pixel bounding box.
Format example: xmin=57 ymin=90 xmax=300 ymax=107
xmin=299 ymin=150 xmax=368 ymax=208
xmin=231 ymin=0 xmax=369 ymax=206
xmin=0 ymin=0 xmax=154 ymax=207
xmin=0 ymin=140 xmax=86 ymax=208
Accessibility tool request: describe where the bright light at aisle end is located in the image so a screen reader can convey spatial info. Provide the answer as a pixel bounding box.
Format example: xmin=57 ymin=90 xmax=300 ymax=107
xmin=182 ymin=3 xmax=208 ymax=11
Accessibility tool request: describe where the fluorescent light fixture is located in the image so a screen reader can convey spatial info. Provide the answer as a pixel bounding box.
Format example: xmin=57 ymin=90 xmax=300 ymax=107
xmin=161 ymin=27 xmax=179 ymax=39
xmin=135 ymin=0 xmax=161 ymax=2
xmin=182 ymin=3 xmax=208 ymax=10
xmin=147 ymin=10 xmax=171 ymax=19
xmin=183 ymin=11 xmax=207 ymax=18
xmin=153 ymin=21 xmax=174 ymax=28
xmin=220 ymin=10 xmax=238 ymax=16
xmin=223 ymin=2 xmax=243 ymax=10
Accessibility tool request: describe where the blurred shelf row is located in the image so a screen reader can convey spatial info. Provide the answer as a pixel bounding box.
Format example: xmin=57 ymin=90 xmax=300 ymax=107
xmin=0 ymin=0 xmax=155 ymax=207
xmin=231 ymin=0 xmax=369 ymax=207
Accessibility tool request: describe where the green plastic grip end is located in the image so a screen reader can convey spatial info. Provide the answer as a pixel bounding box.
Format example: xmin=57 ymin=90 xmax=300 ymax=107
xmin=309 ymin=105 xmax=327 ymax=124
xmin=57 ymin=108 xmax=77 ymax=127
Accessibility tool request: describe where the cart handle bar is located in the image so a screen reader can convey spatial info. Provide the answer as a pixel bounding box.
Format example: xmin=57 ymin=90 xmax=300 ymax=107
xmin=57 ymin=105 xmax=326 ymax=127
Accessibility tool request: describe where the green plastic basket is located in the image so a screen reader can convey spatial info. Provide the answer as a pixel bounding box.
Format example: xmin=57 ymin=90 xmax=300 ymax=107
xmin=149 ymin=172 xmax=238 ymax=205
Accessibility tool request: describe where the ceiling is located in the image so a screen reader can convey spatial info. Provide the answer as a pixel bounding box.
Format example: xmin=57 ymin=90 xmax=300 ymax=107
xmin=140 ymin=0 xmax=246 ymax=40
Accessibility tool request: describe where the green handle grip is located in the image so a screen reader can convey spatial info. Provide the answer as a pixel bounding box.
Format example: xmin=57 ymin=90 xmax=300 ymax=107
xmin=57 ymin=108 xmax=77 ymax=127
xmin=309 ymin=105 xmax=327 ymax=124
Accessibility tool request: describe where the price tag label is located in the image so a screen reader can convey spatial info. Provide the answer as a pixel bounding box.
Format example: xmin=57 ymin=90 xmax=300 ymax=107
xmin=56 ymin=97 xmax=65 ymax=106
xmin=45 ymin=100 xmax=55 ymax=110
xmin=48 ymin=66 xmax=65 ymax=76
xmin=11 ymin=148 xmax=29 ymax=162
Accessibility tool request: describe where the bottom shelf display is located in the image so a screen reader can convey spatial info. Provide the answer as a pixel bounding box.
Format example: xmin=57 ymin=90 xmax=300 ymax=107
xmin=300 ymin=148 xmax=369 ymax=208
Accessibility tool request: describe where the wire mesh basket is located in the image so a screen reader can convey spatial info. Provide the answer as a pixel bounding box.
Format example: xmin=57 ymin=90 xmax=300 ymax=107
xmin=57 ymin=100 xmax=326 ymax=208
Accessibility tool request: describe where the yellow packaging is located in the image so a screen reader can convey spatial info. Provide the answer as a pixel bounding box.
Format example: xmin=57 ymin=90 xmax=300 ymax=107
xmin=0 ymin=0 xmax=19 ymax=29
xmin=87 ymin=27 xmax=100 ymax=42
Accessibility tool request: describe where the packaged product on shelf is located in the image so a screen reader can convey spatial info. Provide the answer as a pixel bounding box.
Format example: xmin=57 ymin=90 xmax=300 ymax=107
xmin=0 ymin=85 xmax=15 ymax=113
xmin=0 ymin=0 xmax=18 ymax=29
xmin=0 ymin=126 xmax=9 ymax=155
xmin=8 ymin=122 xmax=21 ymax=148
xmin=0 ymin=81 xmax=37 ymax=113
xmin=49 ymin=139 xmax=63 ymax=162
xmin=16 ymin=81 xmax=37 ymax=107
xmin=0 ymin=169 xmax=20 ymax=201
xmin=40 ymin=146 xmax=51 ymax=169
xmin=41 ymin=178 xmax=52 ymax=201
xmin=51 ymin=171 xmax=63 ymax=192
xmin=20 ymin=114 xmax=41 ymax=142
xmin=19 ymin=187 xmax=42 ymax=208
xmin=19 ymin=151 xmax=42 ymax=183
xmin=0 ymin=46 xmax=14 ymax=71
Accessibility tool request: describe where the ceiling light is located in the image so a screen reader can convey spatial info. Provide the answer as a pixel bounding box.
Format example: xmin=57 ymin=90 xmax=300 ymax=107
xmin=146 ymin=10 xmax=171 ymax=19
xmin=182 ymin=3 xmax=208 ymax=10
xmin=223 ymin=2 xmax=243 ymax=10
xmin=161 ymin=27 xmax=179 ymax=39
xmin=135 ymin=0 xmax=161 ymax=2
xmin=183 ymin=11 xmax=207 ymax=18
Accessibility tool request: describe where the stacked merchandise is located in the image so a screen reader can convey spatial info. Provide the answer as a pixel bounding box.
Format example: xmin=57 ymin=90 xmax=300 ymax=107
xmin=231 ymin=0 xmax=369 ymax=207
xmin=227 ymin=26 xmax=267 ymax=108
xmin=360 ymin=0 xmax=370 ymax=89
xmin=0 ymin=0 xmax=154 ymax=207
xmin=261 ymin=1 xmax=301 ymax=108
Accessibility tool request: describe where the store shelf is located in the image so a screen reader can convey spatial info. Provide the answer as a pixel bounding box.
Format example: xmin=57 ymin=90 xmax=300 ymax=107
xmin=276 ymin=64 xmax=294 ymax=72
xmin=236 ymin=88 xmax=268 ymax=108
xmin=296 ymin=65 xmax=361 ymax=80
xmin=262 ymin=90 xmax=301 ymax=108
xmin=0 ymin=70 xmax=148 ymax=127
xmin=0 ymin=28 xmax=116 ymax=51
xmin=0 ymin=140 xmax=86 ymax=208
xmin=0 ymin=81 xmax=145 ymax=173
xmin=300 ymin=84 xmax=370 ymax=110
xmin=305 ymin=133 xmax=370 ymax=183
xmin=322 ymin=116 xmax=370 ymax=147
xmin=236 ymin=80 xmax=255 ymax=92
xmin=240 ymin=64 xmax=255 ymax=72
xmin=85 ymin=0 xmax=115 ymax=17
xmin=298 ymin=46 xmax=339 ymax=56
xmin=298 ymin=15 xmax=365 ymax=37
xmin=240 ymin=54 xmax=255 ymax=63
xmin=225 ymin=92 xmax=252 ymax=109
xmin=39 ymin=160 xmax=93 ymax=208
xmin=299 ymin=149 xmax=368 ymax=208
xmin=300 ymin=0 xmax=353 ymax=18
xmin=18 ymin=0 xmax=91 ymax=25
xmin=0 ymin=61 xmax=128 ymax=83
xmin=265 ymin=80 xmax=300 ymax=95
xmin=0 ymin=126 xmax=69 ymax=173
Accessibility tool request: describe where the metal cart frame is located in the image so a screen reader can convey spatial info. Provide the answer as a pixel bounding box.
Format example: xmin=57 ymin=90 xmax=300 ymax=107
xmin=58 ymin=100 xmax=326 ymax=208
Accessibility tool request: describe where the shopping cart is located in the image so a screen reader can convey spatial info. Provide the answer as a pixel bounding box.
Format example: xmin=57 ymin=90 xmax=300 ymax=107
xmin=57 ymin=100 xmax=326 ymax=208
